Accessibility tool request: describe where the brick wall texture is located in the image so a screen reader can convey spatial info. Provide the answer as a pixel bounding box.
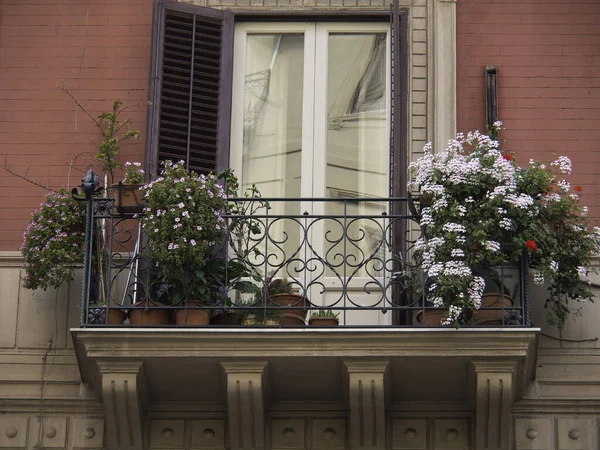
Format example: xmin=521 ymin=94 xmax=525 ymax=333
xmin=0 ymin=0 xmax=152 ymax=250
xmin=457 ymin=0 xmax=600 ymax=218
xmin=1 ymin=0 xmax=599 ymax=249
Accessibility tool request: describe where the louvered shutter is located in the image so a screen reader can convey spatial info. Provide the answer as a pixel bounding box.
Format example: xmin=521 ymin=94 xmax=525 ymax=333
xmin=147 ymin=1 xmax=234 ymax=176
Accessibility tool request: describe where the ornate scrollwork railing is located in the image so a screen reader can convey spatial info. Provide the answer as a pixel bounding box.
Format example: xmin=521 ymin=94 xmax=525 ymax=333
xmin=77 ymin=193 xmax=530 ymax=327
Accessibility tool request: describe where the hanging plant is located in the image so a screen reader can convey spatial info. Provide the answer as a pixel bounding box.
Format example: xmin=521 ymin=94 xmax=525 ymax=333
xmin=21 ymin=189 xmax=86 ymax=290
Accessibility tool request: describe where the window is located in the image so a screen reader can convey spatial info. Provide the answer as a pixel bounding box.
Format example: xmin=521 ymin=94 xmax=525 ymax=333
xmin=230 ymin=23 xmax=390 ymax=207
xmin=145 ymin=1 xmax=409 ymax=324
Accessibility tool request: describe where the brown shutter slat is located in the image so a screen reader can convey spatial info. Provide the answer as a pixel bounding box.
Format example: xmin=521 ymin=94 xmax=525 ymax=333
xmin=146 ymin=1 xmax=234 ymax=176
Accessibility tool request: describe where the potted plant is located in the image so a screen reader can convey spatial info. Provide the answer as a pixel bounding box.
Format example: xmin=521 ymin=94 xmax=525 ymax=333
xmin=238 ymin=298 xmax=283 ymax=326
xmin=204 ymin=168 xmax=269 ymax=325
xmin=115 ymin=161 xmax=145 ymax=214
xmin=203 ymin=258 xmax=262 ymax=325
xmin=409 ymin=122 xmax=600 ymax=327
xmin=265 ymin=277 xmax=310 ymax=326
xmin=127 ymin=284 xmax=172 ymax=326
xmin=308 ymin=309 xmax=339 ymax=326
xmin=138 ymin=160 xmax=228 ymax=325
xmin=21 ymin=189 xmax=86 ymax=291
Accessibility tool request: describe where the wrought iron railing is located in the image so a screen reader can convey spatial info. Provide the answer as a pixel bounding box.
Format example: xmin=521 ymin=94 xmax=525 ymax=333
xmin=75 ymin=186 xmax=530 ymax=328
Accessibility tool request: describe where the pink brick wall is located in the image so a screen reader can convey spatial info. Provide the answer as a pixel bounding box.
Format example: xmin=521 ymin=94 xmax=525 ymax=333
xmin=457 ymin=0 xmax=600 ymax=218
xmin=0 ymin=0 xmax=152 ymax=250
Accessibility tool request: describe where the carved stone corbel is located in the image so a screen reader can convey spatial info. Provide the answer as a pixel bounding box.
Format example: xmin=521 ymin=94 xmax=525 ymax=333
xmin=98 ymin=360 xmax=146 ymax=450
xmin=343 ymin=360 xmax=390 ymax=450
xmin=471 ymin=360 xmax=518 ymax=450
xmin=221 ymin=361 xmax=269 ymax=450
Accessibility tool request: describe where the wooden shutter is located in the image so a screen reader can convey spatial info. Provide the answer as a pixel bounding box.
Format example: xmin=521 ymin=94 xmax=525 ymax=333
xmin=389 ymin=0 xmax=407 ymax=201
xmin=147 ymin=1 xmax=234 ymax=176
xmin=390 ymin=2 xmax=409 ymax=324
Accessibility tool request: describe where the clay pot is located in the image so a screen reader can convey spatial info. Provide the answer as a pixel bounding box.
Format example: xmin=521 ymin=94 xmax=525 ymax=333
xmin=128 ymin=300 xmax=170 ymax=325
xmin=308 ymin=316 xmax=339 ymax=326
xmin=114 ymin=183 xmax=144 ymax=214
xmin=416 ymin=308 xmax=448 ymax=326
xmin=107 ymin=308 xmax=127 ymax=325
xmin=270 ymin=293 xmax=309 ymax=326
xmin=175 ymin=302 xmax=210 ymax=325
xmin=469 ymin=293 xmax=513 ymax=325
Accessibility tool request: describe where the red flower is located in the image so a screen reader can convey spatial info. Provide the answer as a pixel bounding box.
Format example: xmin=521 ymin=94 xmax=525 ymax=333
xmin=525 ymin=240 xmax=538 ymax=252
xmin=502 ymin=153 xmax=513 ymax=161
xmin=575 ymin=185 xmax=583 ymax=192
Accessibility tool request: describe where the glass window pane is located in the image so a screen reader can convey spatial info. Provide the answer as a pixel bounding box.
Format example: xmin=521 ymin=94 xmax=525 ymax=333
xmin=242 ymin=34 xmax=304 ymax=203
xmin=325 ymin=33 xmax=389 ymax=278
xmin=240 ymin=34 xmax=305 ymax=281
xmin=326 ymin=33 xmax=387 ymax=201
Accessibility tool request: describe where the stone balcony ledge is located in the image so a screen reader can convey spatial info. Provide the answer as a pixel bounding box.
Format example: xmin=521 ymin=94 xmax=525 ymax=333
xmin=72 ymin=328 xmax=539 ymax=449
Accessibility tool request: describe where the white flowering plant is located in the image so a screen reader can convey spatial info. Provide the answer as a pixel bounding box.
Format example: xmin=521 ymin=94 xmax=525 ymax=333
xmin=123 ymin=161 xmax=145 ymax=184
xmin=410 ymin=122 xmax=600 ymax=327
xmin=139 ymin=160 xmax=228 ymax=304
xmin=21 ymin=189 xmax=86 ymax=290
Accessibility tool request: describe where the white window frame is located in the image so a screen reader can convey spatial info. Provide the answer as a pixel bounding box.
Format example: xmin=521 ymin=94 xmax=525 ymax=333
xmin=230 ymin=21 xmax=391 ymax=202
xmin=230 ymin=23 xmax=392 ymax=325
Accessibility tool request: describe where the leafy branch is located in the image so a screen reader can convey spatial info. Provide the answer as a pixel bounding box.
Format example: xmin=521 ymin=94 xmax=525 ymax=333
xmin=61 ymin=82 xmax=142 ymax=185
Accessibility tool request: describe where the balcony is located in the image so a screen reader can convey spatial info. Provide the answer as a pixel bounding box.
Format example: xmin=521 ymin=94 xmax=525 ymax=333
xmin=76 ymin=194 xmax=532 ymax=329
xmin=71 ymin=192 xmax=539 ymax=449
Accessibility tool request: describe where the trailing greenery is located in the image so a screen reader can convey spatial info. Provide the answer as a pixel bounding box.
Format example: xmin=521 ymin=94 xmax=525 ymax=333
xmin=21 ymin=189 xmax=86 ymax=290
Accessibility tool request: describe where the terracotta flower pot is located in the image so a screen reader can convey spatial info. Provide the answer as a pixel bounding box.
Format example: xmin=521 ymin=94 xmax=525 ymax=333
xmin=175 ymin=301 xmax=211 ymax=325
xmin=416 ymin=308 xmax=448 ymax=326
xmin=107 ymin=308 xmax=127 ymax=325
xmin=270 ymin=293 xmax=309 ymax=326
xmin=469 ymin=293 xmax=513 ymax=325
xmin=128 ymin=300 xmax=170 ymax=325
xmin=308 ymin=316 xmax=339 ymax=326
xmin=114 ymin=182 xmax=144 ymax=214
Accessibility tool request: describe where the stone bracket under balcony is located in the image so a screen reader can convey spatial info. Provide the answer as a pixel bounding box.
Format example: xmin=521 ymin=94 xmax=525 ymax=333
xmin=72 ymin=328 xmax=539 ymax=449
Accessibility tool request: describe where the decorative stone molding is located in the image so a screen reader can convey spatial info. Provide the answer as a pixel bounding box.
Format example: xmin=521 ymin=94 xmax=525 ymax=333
xmin=344 ymin=360 xmax=390 ymax=450
xmin=221 ymin=361 xmax=269 ymax=450
xmin=272 ymin=419 xmax=305 ymax=449
xmin=392 ymin=419 xmax=427 ymax=449
xmin=514 ymin=418 xmax=550 ymax=450
xmin=471 ymin=360 xmax=517 ymax=450
xmin=312 ymin=419 xmax=346 ymax=449
xmin=434 ymin=419 xmax=469 ymax=449
xmin=0 ymin=417 xmax=28 ymax=449
xmin=98 ymin=360 xmax=146 ymax=450
xmin=31 ymin=416 xmax=67 ymax=448
xmin=70 ymin=417 xmax=106 ymax=449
